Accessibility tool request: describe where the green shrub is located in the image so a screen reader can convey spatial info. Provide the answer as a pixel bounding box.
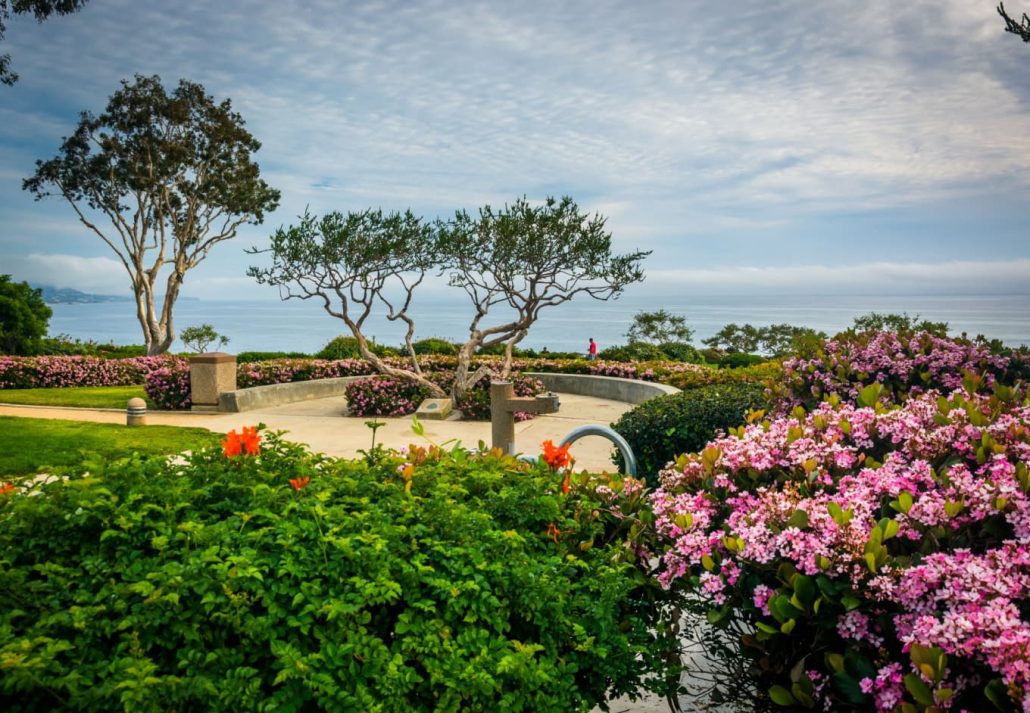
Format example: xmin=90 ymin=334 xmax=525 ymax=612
xmin=598 ymin=342 xmax=665 ymax=362
xmin=699 ymin=347 xmax=724 ymax=364
xmin=0 ymin=430 xmax=679 ymax=711
xmin=316 ymin=335 xmax=396 ymax=359
xmin=36 ymin=336 xmax=148 ymax=357
xmin=236 ymin=350 xmax=311 ymax=362
xmin=656 ymin=341 xmax=702 ymax=363
xmin=0 ymin=276 xmax=51 ymax=356
xmin=410 ymin=337 xmax=458 ymax=355
xmin=718 ymin=352 xmax=766 ymax=368
xmin=611 ymin=382 xmax=769 ymax=484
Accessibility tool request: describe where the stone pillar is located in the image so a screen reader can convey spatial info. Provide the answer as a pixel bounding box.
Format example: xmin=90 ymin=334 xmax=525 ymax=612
xmin=126 ymin=397 xmax=147 ymax=426
xmin=490 ymin=381 xmax=516 ymax=454
xmin=190 ymin=352 xmax=237 ymax=412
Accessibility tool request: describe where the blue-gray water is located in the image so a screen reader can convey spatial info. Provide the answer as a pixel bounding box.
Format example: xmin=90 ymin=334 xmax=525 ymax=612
xmin=47 ymin=293 xmax=1030 ymax=354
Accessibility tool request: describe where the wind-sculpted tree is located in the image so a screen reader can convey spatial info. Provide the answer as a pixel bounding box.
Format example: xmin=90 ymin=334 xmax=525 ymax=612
xmin=248 ymin=208 xmax=449 ymax=399
xmin=1 ymin=0 xmax=90 ymax=86
xmin=440 ymin=196 xmax=649 ymax=402
xmin=999 ymin=2 xmax=1030 ymax=42
xmin=625 ymin=309 xmax=693 ymax=345
xmin=24 ymin=75 xmax=280 ymax=355
xmin=850 ymin=311 xmax=948 ymax=337
xmin=704 ymin=322 xmax=825 ymax=357
xmin=250 ymin=196 xmax=650 ymax=408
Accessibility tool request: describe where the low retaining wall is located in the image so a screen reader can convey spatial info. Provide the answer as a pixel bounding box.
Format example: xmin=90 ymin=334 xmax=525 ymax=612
xmin=525 ymin=372 xmax=679 ymax=404
xmin=218 ymin=376 xmax=365 ymax=413
xmin=219 ymin=372 xmax=679 ymax=413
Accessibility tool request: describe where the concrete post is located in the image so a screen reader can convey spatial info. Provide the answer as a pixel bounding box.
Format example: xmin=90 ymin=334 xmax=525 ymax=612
xmin=190 ymin=352 xmax=237 ymax=412
xmin=126 ymin=397 xmax=147 ymax=426
xmin=490 ymin=381 xmax=516 ymax=454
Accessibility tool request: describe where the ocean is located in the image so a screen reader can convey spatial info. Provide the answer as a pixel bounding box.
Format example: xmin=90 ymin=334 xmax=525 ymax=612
xmin=47 ymin=293 xmax=1030 ymax=354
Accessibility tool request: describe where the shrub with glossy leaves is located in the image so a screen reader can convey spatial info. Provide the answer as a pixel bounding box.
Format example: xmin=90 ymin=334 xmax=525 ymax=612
xmin=611 ymin=382 xmax=768 ymax=485
xmin=0 ymin=430 xmax=680 ymax=711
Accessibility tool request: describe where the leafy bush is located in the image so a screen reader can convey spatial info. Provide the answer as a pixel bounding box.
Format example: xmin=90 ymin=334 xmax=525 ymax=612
xmin=0 ymin=276 xmax=51 ymax=356
xmin=0 ymin=430 xmax=680 ymax=711
xmin=236 ymin=358 xmax=375 ymax=388
xmin=650 ymin=387 xmax=1030 ymax=712
xmin=235 ymin=350 xmax=312 ymax=362
xmin=611 ymin=382 xmax=768 ymax=485
xmin=36 ymin=335 xmax=148 ymax=358
xmin=411 ymin=337 xmax=458 ymax=355
xmin=598 ymin=342 xmax=665 ymax=362
xmin=0 ymin=355 xmax=180 ymax=390
xmin=719 ymin=352 xmax=767 ymax=368
xmin=657 ymin=341 xmax=703 ymax=363
xmin=143 ymin=359 xmax=192 ymax=410
xmin=344 ymin=375 xmax=431 ymax=417
xmin=780 ymin=331 xmax=1012 ymax=409
xmin=454 ymin=374 xmax=545 ymax=421
xmin=316 ymin=335 xmax=396 ymax=359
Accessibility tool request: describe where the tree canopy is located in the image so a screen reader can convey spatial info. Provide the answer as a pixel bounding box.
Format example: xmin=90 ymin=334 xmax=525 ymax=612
xmin=999 ymin=2 xmax=1030 ymax=42
xmin=0 ymin=274 xmax=52 ymax=355
xmin=25 ymin=74 xmax=280 ymax=355
xmin=1 ymin=0 xmax=90 ymax=85
xmin=625 ymin=309 xmax=694 ymax=345
xmin=251 ymin=196 xmax=650 ymax=405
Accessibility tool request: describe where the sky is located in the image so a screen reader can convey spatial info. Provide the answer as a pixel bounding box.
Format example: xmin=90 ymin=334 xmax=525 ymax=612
xmin=1 ymin=0 xmax=1029 ymax=302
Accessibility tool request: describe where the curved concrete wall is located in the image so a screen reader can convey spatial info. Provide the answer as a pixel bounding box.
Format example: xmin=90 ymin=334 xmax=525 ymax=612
xmin=524 ymin=372 xmax=679 ymax=404
xmin=218 ymin=376 xmax=365 ymax=412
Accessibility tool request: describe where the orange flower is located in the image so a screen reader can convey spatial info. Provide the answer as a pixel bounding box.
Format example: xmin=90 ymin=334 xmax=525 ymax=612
xmin=541 ymin=440 xmax=573 ymax=471
xmin=0 ymin=482 xmax=15 ymax=495
xmin=546 ymin=522 xmax=562 ymax=544
xmin=562 ymin=472 xmax=570 ymax=494
xmin=289 ymin=475 xmax=310 ymax=492
xmin=222 ymin=426 xmax=261 ymax=458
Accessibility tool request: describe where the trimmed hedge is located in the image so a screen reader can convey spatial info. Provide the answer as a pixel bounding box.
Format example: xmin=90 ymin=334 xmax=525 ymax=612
xmin=611 ymin=382 xmax=769 ymax=485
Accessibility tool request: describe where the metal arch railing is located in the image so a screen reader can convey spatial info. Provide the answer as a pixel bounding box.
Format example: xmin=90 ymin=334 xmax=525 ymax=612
xmin=517 ymin=424 xmax=639 ymax=478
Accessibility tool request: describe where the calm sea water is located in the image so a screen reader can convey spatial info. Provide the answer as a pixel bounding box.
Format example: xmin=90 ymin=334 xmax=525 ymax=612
xmin=47 ymin=293 xmax=1030 ymax=354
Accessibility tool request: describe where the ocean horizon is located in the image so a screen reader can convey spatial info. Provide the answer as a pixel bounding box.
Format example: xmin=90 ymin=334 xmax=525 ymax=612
xmin=44 ymin=292 xmax=1030 ymax=355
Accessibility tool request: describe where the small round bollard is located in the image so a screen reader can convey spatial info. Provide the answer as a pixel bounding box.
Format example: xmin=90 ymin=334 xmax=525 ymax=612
xmin=126 ymin=397 xmax=147 ymax=426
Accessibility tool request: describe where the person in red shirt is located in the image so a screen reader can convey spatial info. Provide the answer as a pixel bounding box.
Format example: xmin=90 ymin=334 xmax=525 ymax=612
xmin=588 ymin=337 xmax=597 ymax=360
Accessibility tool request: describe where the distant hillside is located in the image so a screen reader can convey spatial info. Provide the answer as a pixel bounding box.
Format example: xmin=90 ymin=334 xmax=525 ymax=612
xmin=34 ymin=285 xmax=131 ymax=304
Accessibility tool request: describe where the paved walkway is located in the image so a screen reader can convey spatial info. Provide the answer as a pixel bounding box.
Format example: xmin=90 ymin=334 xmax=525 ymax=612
xmin=0 ymin=393 xmax=671 ymax=711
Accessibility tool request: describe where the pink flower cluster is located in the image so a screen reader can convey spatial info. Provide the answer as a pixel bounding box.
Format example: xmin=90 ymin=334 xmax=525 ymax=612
xmin=344 ymin=376 xmax=429 ymax=417
xmin=236 ymin=358 xmax=376 ymax=387
xmin=782 ymin=331 xmax=1011 ymax=406
xmin=652 ymin=387 xmax=1030 ymax=710
xmin=587 ymin=362 xmax=658 ymax=381
xmin=0 ymin=355 xmax=181 ymax=389
xmin=144 ymin=362 xmax=192 ymax=410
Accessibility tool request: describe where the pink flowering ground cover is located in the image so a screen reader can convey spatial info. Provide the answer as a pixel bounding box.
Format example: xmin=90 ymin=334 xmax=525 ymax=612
xmin=345 ymin=372 xmax=544 ymax=420
xmin=0 ymin=355 xmax=180 ymax=389
xmin=651 ymin=386 xmax=1030 ymax=711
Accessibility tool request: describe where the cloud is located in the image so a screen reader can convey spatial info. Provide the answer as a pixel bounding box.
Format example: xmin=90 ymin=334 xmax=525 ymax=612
xmin=6 ymin=253 xmax=128 ymax=293
xmin=647 ymin=259 xmax=1030 ymax=295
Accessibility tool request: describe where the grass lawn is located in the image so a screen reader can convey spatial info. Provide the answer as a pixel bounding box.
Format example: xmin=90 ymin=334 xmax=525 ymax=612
xmin=0 ymin=385 xmax=151 ymax=409
xmin=0 ymin=416 xmax=218 ymax=476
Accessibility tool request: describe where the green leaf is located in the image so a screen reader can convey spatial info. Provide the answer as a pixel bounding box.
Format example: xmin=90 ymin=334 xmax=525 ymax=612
xmin=786 ymin=509 xmax=809 ymax=530
xmin=857 ymin=383 xmax=883 ymax=408
xmin=768 ymin=685 xmax=797 ymax=706
xmin=904 ymin=673 xmax=935 ymax=707
xmin=411 ymin=415 xmax=425 ymax=437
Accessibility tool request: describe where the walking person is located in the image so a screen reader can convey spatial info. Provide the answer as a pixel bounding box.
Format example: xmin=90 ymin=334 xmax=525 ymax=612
xmin=588 ymin=337 xmax=598 ymax=360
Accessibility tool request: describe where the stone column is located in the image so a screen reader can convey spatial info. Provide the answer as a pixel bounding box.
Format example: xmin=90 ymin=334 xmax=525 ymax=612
xmin=190 ymin=352 xmax=237 ymax=412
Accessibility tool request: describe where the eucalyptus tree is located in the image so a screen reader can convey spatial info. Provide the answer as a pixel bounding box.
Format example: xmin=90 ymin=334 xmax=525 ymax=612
xmin=1 ymin=0 xmax=90 ymax=85
xmin=249 ymin=208 xmax=449 ymax=399
xmin=24 ymin=74 xmax=280 ymax=355
xmin=625 ymin=309 xmax=694 ymax=345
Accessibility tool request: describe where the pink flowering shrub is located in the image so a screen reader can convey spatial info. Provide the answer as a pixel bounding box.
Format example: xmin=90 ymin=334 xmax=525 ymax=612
xmin=781 ymin=331 xmax=1012 ymax=408
xmin=144 ymin=361 xmax=192 ymax=410
xmin=344 ymin=376 xmax=432 ymax=417
xmin=0 ymin=355 xmax=179 ymax=389
xmin=236 ymin=357 xmax=376 ymax=387
xmin=651 ymin=387 xmax=1030 ymax=711
xmin=453 ymin=374 xmax=545 ymax=421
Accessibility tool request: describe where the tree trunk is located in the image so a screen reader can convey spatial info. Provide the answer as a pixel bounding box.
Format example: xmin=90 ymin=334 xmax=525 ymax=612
xmin=349 ymin=324 xmax=447 ymax=399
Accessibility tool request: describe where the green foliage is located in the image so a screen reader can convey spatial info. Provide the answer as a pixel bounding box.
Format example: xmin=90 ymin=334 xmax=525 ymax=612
xmin=657 ymin=341 xmax=703 ymax=363
xmin=611 ymin=383 xmax=769 ymax=484
xmin=411 ymin=337 xmax=458 ymax=355
xmin=0 ymin=384 xmax=148 ymax=409
xmin=235 ymin=350 xmax=312 ymax=362
xmin=0 ymin=415 xmax=216 ymax=476
xmin=598 ymin=342 xmax=666 ymax=362
xmin=719 ymin=352 xmax=767 ymax=368
xmin=35 ymin=335 xmax=147 ymax=357
xmin=0 ymin=430 xmax=681 ymax=710
xmin=703 ymin=323 xmax=826 ymax=357
xmin=850 ymin=311 xmax=949 ymax=337
xmin=0 ymin=275 xmax=51 ymax=355
xmin=0 ymin=0 xmax=91 ymax=85
xmin=625 ymin=309 xmax=694 ymax=345
xmin=999 ymin=2 xmax=1030 ymax=43
xmin=178 ymin=324 xmax=229 ymax=354
xmin=316 ymin=335 xmax=396 ymax=360
xmin=25 ymin=74 xmax=279 ymax=355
